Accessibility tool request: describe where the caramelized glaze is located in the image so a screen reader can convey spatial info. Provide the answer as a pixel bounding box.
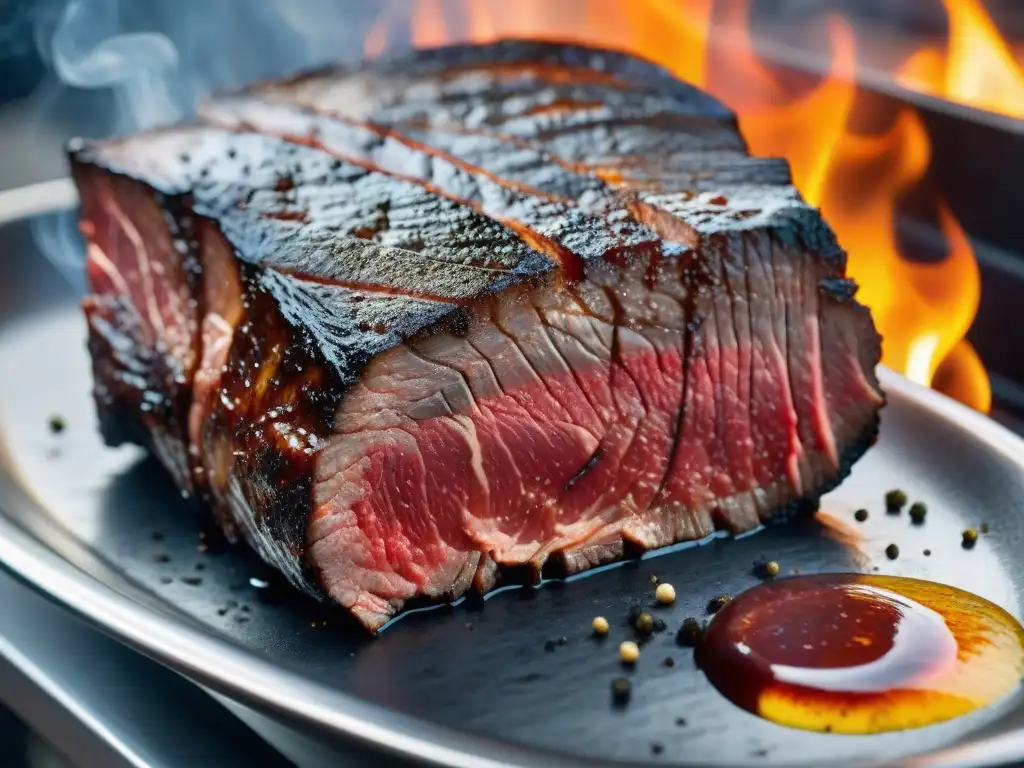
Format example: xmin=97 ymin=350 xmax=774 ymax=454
xmin=695 ymin=574 xmax=1024 ymax=733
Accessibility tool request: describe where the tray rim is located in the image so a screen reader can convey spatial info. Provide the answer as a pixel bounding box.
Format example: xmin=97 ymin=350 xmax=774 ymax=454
xmin=2 ymin=181 xmax=1024 ymax=768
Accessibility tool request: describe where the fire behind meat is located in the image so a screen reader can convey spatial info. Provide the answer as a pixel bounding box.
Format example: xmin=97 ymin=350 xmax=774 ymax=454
xmin=71 ymin=40 xmax=884 ymax=632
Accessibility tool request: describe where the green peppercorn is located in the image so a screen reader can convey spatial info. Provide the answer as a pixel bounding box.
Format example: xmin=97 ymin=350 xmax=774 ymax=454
xmin=754 ymin=560 xmax=780 ymax=579
xmin=886 ymin=489 xmax=908 ymax=513
xmin=962 ymin=528 xmax=978 ymax=548
xmin=634 ymin=612 xmax=655 ymax=636
xmin=854 ymin=508 xmax=869 ymax=522
xmin=981 ymin=522 xmax=990 ymax=534
xmin=48 ymin=414 xmax=66 ymax=434
xmin=908 ymin=502 xmax=927 ymax=525
xmin=885 ymin=543 xmax=900 ymax=560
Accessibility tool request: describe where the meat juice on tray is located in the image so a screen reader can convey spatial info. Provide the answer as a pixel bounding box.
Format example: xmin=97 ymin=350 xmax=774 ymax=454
xmin=67 ymin=37 xmax=1024 ymax=735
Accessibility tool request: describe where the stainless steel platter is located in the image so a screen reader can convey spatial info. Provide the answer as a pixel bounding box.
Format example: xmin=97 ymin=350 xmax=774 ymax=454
xmin=3 ymin=182 xmax=1024 ymax=767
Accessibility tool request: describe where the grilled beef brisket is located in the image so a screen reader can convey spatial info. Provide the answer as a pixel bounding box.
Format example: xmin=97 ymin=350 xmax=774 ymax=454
xmin=72 ymin=40 xmax=884 ymax=631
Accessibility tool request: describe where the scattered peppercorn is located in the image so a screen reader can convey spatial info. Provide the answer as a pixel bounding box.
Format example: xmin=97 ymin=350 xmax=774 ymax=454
xmin=885 ymin=543 xmax=900 ymax=560
xmin=619 ymin=640 xmax=641 ymax=664
xmin=981 ymin=522 xmax=990 ymax=534
xmin=663 ymin=656 xmax=675 ymax=667
xmin=707 ymin=595 xmax=731 ymax=614
xmin=544 ymin=640 xmax=557 ymax=652
xmin=48 ymin=415 xmax=66 ymax=434
xmin=854 ymin=508 xmax=868 ymax=522
xmin=649 ymin=574 xmax=659 ymax=585
xmin=908 ymin=502 xmax=928 ymax=525
xmin=152 ymin=553 xmax=170 ymax=563
xmin=651 ymin=743 xmax=664 ymax=756
xmin=634 ymin=612 xmax=655 ymax=636
xmin=653 ymin=618 xmax=667 ymax=633
xmin=611 ymin=677 xmax=632 ymax=704
xmin=557 ymin=636 xmax=568 ymax=646
xmin=655 ymin=582 xmax=676 ymax=604
xmin=675 ymin=717 xmax=687 ymax=727
xmin=151 ymin=531 xmax=165 ymax=542
xmin=676 ymin=617 xmax=704 ymax=647
xmin=886 ymin=489 xmax=908 ymax=513
xmin=923 ymin=549 xmax=932 ymax=556
xmin=962 ymin=528 xmax=978 ymax=548
xmin=180 ymin=575 xmax=203 ymax=586
xmin=754 ymin=560 xmax=780 ymax=579
xmin=592 ymin=616 xmax=610 ymax=636
xmin=627 ymin=604 xmax=644 ymax=627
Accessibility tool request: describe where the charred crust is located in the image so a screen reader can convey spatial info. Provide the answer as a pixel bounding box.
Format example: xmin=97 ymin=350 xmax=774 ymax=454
xmin=819 ymin=277 xmax=858 ymax=302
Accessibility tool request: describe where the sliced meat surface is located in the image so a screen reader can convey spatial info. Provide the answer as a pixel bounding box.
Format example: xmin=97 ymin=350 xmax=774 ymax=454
xmin=73 ymin=39 xmax=883 ymax=632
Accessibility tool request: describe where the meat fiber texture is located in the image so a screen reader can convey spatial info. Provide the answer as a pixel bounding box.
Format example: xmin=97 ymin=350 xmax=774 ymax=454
xmin=72 ymin=40 xmax=884 ymax=632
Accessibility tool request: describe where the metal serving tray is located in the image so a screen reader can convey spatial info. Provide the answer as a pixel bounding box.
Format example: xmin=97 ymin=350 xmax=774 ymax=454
xmin=3 ymin=182 xmax=1024 ymax=767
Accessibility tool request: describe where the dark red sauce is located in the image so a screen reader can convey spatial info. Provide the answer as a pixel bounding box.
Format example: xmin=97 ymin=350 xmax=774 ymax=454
xmin=695 ymin=574 xmax=1024 ymax=733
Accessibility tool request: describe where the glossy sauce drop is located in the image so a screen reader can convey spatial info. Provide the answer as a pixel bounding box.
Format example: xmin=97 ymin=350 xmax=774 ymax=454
xmin=695 ymin=575 xmax=1024 ymax=734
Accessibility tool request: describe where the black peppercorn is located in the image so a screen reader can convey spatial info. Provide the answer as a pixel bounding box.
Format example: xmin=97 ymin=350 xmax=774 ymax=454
xmin=707 ymin=595 xmax=731 ymax=614
xmin=611 ymin=677 xmax=631 ymax=704
xmin=909 ymin=502 xmax=927 ymax=525
xmin=676 ymin=617 xmax=705 ymax=647
xmin=886 ymin=489 xmax=908 ymax=513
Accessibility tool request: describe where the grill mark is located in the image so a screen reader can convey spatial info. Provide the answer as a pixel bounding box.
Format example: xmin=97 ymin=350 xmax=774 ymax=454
xmin=270 ymin=264 xmax=469 ymax=305
xmin=203 ymin=103 xmax=585 ymax=280
xmin=624 ymin=197 xmax=702 ymax=248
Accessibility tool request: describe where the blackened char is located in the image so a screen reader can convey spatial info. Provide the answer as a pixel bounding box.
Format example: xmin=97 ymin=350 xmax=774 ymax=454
xmin=73 ymin=39 xmax=883 ymax=632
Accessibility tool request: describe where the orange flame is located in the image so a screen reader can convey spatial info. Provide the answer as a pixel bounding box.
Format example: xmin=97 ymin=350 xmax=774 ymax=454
xmin=384 ymin=0 xmax=999 ymax=412
xmin=898 ymin=0 xmax=1024 ymax=119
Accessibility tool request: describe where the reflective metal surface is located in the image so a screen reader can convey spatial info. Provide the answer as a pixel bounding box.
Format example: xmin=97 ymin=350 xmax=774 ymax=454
xmin=2 ymin=184 xmax=1024 ymax=766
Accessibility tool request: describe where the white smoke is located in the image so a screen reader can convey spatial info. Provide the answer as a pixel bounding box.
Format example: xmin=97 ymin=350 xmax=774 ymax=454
xmin=27 ymin=0 xmax=417 ymax=283
xmin=51 ymin=0 xmax=181 ymax=132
